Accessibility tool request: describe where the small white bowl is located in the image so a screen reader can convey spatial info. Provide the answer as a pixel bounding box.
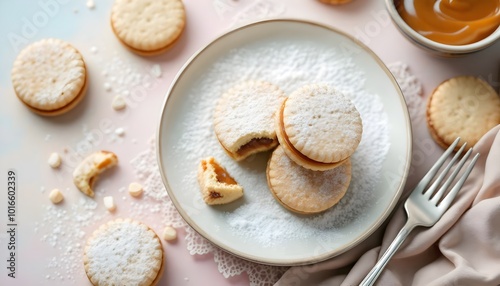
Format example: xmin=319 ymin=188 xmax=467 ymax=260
xmin=385 ymin=0 xmax=500 ymax=56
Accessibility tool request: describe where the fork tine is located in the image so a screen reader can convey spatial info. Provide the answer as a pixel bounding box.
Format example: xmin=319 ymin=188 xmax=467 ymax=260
xmin=412 ymin=137 xmax=461 ymax=196
xmin=438 ymin=152 xmax=480 ymax=210
xmin=430 ymin=147 xmax=471 ymax=204
xmin=423 ymin=143 xmax=467 ymax=200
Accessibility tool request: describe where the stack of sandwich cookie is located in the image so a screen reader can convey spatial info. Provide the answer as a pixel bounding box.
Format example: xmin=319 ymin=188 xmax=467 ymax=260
xmin=267 ymin=84 xmax=362 ymax=213
xmin=207 ymin=82 xmax=362 ymax=214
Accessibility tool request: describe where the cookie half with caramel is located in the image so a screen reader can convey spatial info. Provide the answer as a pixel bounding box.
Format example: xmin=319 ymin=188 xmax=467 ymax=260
xmin=197 ymin=157 xmax=243 ymax=205
xmin=214 ymin=81 xmax=286 ymax=161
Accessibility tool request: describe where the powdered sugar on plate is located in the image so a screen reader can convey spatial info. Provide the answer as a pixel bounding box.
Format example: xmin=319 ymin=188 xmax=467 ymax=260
xmin=171 ymin=39 xmax=390 ymax=247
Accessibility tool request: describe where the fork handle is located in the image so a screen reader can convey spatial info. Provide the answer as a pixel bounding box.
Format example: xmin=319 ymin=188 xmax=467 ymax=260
xmin=359 ymin=220 xmax=417 ymax=286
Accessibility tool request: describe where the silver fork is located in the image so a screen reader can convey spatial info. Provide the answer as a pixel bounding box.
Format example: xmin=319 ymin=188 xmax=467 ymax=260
xmin=360 ymin=138 xmax=480 ymax=286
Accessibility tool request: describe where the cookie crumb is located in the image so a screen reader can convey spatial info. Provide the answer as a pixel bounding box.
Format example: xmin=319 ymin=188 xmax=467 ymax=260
xmin=128 ymin=182 xmax=143 ymax=197
xmin=103 ymin=196 xmax=116 ymax=212
xmin=48 ymin=152 xmax=62 ymax=168
xmin=49 ymin=189 xmax=64 ymax=204
xmin=162 ymin=226 xmax=177 ymax=241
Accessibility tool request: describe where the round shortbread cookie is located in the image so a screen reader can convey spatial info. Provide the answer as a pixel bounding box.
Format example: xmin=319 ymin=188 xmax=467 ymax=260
xmin=427 ymin=76 xmax=500 ymax=150
xmin=111 ymin=0 xmax=185 ymax=56
xmin=276 ymin=99 xmax=348 ymax=171
xmin=11 ymin=38 xmax=87 ymax=116
xmin=84 ymin=218 xmax=164 ymax=286
xmin=214 ymin=80 xmax=286 ymax=161
xmin=278 ymin=84 xmax=362 ymax=168
xmin=267 ymin=146 xmax=352 ymax=214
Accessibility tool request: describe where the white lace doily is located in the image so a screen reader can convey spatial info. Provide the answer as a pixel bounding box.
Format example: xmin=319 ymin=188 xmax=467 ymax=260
xmin=129 ymin=62 xmax=423 ymax=286
xmin=130 ymin=140 xmax=288 ymax=286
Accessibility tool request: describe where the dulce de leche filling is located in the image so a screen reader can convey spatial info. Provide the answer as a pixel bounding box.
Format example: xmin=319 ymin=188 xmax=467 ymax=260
xmin=278 ymin=101 xmax=344 ymax=168
xmin=236 ymin=137 xmax=275 ymax=157
xmin=398 ymin=0 xmax=500 ymax=45
xmin=201 ymin=158 xmax=237 ymax=185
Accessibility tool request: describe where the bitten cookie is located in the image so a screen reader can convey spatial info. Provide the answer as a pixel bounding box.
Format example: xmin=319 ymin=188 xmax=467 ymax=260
xmin=267 ymin=146 xmax=351 ymax=214
xmin=84 ymin=219 xmax=164 ymax=286
xmin=73 ymin=151 xmax=118 ymax=197
xmin=427 ymin=76 xmax=500 ymax=150
xmin=110 ymin=0 xmax=185 ymax=56
xmin=11 ymin=38 xmax=87 ymax=116
xmin=214 ymin=81 xmax=286 ymax=161
xmin=276 ymin=84 xmax=362 ymax=171
xmin=197 ymin=157 xmax=243 ymax=205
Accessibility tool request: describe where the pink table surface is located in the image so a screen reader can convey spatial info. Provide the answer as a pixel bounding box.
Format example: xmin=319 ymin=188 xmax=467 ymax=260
xmin=0 ymin=0 xmax=498 ymax=285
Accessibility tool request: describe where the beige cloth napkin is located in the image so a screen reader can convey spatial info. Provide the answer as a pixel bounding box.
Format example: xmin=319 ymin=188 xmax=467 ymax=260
xmin=275 ymin=125 xmax=500 ymax=286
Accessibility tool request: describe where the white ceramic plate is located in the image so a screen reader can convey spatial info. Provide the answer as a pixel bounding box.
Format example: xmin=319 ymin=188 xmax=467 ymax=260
xmin=157 ymin=19 xmax=412 ymax=266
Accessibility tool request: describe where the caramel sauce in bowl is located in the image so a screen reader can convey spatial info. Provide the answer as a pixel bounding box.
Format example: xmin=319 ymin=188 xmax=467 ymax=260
xmin=385 ymin=0 xmax=500 ymax=56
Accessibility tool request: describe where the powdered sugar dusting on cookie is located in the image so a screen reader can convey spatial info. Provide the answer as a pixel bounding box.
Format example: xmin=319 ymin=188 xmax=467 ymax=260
xmin=268 ymin=146 xmax=351 ymax=213
xmin=284 ymin=84 xmax=363 ymax=163
xmin=11 ymin=38 xmax=86 ymax=110
xmin=84 ymin=219 xmax=162 ymax=285
xmin=174 ymin=39 xmax=390 ymax=247
xmin=214 ymin=81 xmax=285 ymax=152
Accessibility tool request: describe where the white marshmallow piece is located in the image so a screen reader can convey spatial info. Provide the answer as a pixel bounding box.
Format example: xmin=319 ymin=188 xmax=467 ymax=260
xmin=128 ymin=182 xmax=143 ymax=197
xmin=162 ymin=226 xmax=177 ymax=241
xmin=49 ymin=189 xmax=64 ymax=204
xmin=103 ymin=196 xmax=116 ymax=212
xmin=115 ymin=127 xmax=125 ymax=136
xmin=86 ymin=0 xmax=95 ymax=9
xmin=48 ymin=152 xmax=62 ymax=168
xmin=112 ymin=95 xmax=126 ymax=110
